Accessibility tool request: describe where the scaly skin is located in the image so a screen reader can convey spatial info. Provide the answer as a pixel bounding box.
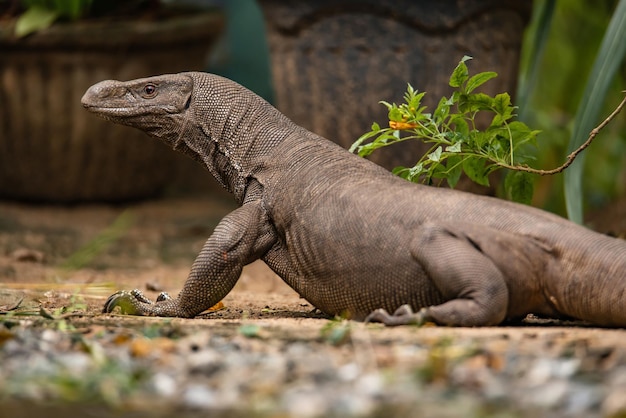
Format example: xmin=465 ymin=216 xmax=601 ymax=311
xmin=82 ymin=72 xmax=626 ymax=327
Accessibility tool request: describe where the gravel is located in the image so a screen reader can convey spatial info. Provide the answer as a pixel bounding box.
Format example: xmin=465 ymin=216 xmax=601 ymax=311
xmin=1 ymin=316 xmax=626 ymax=418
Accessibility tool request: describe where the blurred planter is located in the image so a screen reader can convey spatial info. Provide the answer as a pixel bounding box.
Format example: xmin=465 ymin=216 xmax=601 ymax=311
xmin=0 ymin=12 xmax=223 ymax=203
xmin=258 ymin=0 xmax=532 ymax=176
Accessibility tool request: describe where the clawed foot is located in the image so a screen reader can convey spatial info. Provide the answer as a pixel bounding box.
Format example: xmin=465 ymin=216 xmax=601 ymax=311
xmin=365 ymin=304 xmax=429 ymax=326
xmin=102 ymin=289 xmax=172 ymax=315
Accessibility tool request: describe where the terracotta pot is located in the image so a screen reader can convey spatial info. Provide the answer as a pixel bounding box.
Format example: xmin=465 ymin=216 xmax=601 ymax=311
xmin=258 ymin=0 xmax=531 ymax=173
xmin=0 ymin=12 xmax=223 ymax=202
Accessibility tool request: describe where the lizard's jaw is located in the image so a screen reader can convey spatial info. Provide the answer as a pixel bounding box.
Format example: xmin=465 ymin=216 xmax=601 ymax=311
xmin=82 ymin=102 xmax=172 ymax=121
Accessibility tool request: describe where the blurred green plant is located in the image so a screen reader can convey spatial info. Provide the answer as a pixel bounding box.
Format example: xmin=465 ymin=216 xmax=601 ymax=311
xmin=14 ymin=0 xmax=92 ymax=36
xmin=518 ymin=0 xmax=626 ymax=220
xmin=320 ymin=317 xmax=351 ymax=346
xmin=59 ymin=210 xmax=134 ymax=271
xmin=2 ymin=0 xmax=164 ymax=37
xmin=563 ymin=0 xmax=626 ymax=223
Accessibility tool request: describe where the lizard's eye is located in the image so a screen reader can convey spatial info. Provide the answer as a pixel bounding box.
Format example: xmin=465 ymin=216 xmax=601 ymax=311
xmin=143 ymin=84 xmax=157 ymax=97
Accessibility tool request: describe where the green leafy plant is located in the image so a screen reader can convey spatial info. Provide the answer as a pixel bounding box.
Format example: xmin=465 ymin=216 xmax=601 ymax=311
xmin=238 ymin=323 xmax=263 ymax=338
xmin=351 ymin=56 xmax=539 ymax=203
xmin=351 ymin=56 xmax=626 ymax=205
xmin=320 ymin=317 xmax=351 ymax=346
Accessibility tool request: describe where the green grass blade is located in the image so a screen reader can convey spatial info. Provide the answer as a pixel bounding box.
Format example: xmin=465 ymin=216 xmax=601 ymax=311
xmin=59 ymin=210 xmax=134 ymax=271
xmin=564 ymin=0 xmax=626 ymax=224
xmin=517 ymin=0 xmax=556 ymax=121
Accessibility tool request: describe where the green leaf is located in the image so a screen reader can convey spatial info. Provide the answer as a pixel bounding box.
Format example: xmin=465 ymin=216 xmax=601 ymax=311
xmin=564 ymin=0 xmax=626 ymax=223
xmin=458 ymin=93 xmax=494 ymax=113
xmin=490 ymin=110 xmax=514 ymax=128
xmin=449 ymin=56 xmax=473 ymax=88
xmin=434 ymin=96 xmax=451 ymax=124
xmin=60 ymin=0 xmax=92 ymax=20
xmin=431 ymin=162 xmax=449 ymax=180
xmin=493 ymin=93 xmax=512 ymax=115
xmin=449 ymin=115 xmax=469 ymax=137
xmin=516 ymin=0 xmax=556 ymax=122
xmin=504 ymin=171 xmax=534 ymax=205
xmin=445 ymin=142 xmax=462 ymax=153
xmin=428 ymin=146 xmax=443 ymax=162
xmin=408 ymin=163 xmax=425 ymax=182
xmin=15 ymin=6 xmax=59 ymax=38
xmin=392 ymin=166 xmax=411 ymax=180
xmin=350 ymin=129 xmax=381 ymax=153
xmin=388 ymin=106 xmax=403 ymax=122
xmin=320 ymin=320 xmax=351 ymax=346
xmin=462 ymin=158 xmax=490 ymax=187
xmin=239 ymin=324 xmax=261 ymax=338
xmin=469 ymin=130 xmax=489 ymax=149
xmin=406 ymin=89 xmax=426 ymax=110
xmin=446 ymin=155 xmax=463 ymax=188
xmin=465 ymin=71 xmax=498 ymax=93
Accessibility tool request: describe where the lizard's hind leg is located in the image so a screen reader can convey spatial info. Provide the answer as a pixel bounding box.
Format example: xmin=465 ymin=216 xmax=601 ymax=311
xmin=408 ymin=222 xmax=510 ymax=326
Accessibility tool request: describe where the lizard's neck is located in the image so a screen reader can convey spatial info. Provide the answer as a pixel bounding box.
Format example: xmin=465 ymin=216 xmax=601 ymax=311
xmin=178 ymin=76 xmax=296 ymax=203
xmin=173 ymin=129 xmax=243 ymax=200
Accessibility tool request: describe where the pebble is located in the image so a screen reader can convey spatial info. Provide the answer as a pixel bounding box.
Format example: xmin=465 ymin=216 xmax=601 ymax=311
xmin=150 ymin=372 xmax=178 ymax=398
xmin=602 ymin=386 xmax=626 ymax=417
xmin=0 ymin=323 xmax=624 ymax=418
xmin=182 ymin=384 xmax=217 ymax=409
xmin=10 ymin=248 xmax=45 ymax=263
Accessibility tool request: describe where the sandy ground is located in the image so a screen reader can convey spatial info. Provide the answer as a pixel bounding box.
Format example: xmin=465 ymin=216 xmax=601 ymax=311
xmin=2 ymin=194 xmax=626 ymax=417
xmin=1 ymin=192 xmax=626 ymax=336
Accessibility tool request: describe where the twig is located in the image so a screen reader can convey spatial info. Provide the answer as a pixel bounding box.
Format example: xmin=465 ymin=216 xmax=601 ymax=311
xmin=57 ymin=312 xmax=96 ymax=319
xmin=0 ymin=296 xmax=24 ymax=312
xmin=499 ymin=92 xmax=626 ymax=175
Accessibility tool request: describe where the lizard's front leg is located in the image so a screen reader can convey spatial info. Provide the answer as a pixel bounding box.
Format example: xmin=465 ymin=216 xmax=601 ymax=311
xmin=103 ymin=201 xmax=276 ymax=317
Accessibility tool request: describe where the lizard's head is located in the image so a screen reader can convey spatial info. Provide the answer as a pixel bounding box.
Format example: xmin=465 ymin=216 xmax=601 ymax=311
xmin=81 ymin=74 xmax=193 ymax=140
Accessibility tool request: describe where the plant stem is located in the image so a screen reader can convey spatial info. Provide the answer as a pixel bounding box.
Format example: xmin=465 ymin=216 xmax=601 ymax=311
xmin=497 ymin=92 xmax=626 ymax=175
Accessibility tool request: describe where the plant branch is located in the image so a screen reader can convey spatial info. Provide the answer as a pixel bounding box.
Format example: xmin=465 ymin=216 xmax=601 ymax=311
xmin=498 ymin=92 xmax=626 ymax=175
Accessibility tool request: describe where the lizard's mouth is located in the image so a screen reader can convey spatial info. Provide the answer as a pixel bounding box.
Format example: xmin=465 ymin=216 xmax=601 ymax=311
xmin=81 ymin=102 xmax=182 ymax=120
xmin=82 ymin=104 xmax=126 ymax=115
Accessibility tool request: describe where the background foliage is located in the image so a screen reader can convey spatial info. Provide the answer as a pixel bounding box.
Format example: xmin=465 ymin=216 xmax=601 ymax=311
xmin=518 ymin=0 xmax=626 ymax=217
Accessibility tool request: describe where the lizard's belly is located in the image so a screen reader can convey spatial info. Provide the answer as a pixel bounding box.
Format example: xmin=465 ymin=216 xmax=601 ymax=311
xmin=279 ymin=230 xmax=444 ymax=319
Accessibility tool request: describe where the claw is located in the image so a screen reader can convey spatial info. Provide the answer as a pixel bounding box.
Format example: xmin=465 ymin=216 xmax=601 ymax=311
xmin=102 ymin=289 xmax=153 ymax=315
xmin=156 ymin=292 xmax=172 ymax=302
xmin=365 ymin=304 xmax=427 ymax=326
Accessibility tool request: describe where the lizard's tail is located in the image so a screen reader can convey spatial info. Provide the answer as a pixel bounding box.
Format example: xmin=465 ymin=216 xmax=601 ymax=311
xmin=546 ymin=235 xmax=626 ymax=327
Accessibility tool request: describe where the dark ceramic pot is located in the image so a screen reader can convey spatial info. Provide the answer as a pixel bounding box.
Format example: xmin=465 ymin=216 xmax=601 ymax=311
xmin=258 ymin=0 xmax=531 ymax=174
xmin=0 ymin=12 xmax=223 ymax=202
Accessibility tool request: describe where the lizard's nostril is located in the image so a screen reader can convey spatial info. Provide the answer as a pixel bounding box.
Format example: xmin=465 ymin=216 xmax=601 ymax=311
xmin=81 ymin=81 xmax=125 ymax=109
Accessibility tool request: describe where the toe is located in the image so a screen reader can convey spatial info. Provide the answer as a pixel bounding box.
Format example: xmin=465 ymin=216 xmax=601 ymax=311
xmin=365 ymin=306 xmax=426 ymax=327
xmin=364 ymin=308 xmax=391 ymax=324
xmin=156 ymin=292 xmax=172 ymax=302
xmin=102 ymin=290 xmax=152 ymax=315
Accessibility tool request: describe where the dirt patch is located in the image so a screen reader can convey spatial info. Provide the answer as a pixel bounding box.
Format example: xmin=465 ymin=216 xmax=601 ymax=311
xmin=1 ymin=196 xmax=626 ymax=417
